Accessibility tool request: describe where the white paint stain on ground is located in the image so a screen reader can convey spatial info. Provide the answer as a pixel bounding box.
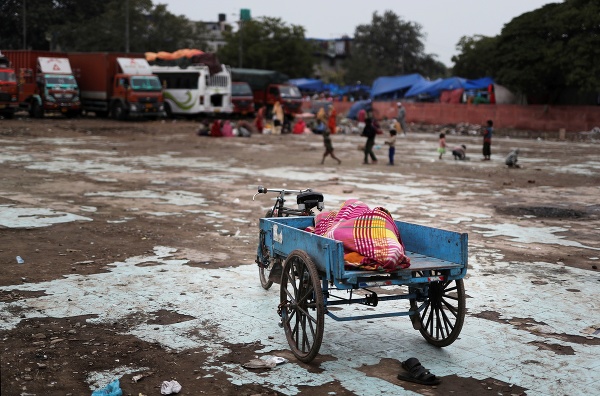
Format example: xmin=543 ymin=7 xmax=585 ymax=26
xmin=85 ymin=190 xmax=206 ymax=207
xmin=470 ymin=223 xmax=600 ymax=250
xmin=0 ymin=246 xmax=598 ymax=395
xmin=0 ymin=205 xmax=92 ymax=228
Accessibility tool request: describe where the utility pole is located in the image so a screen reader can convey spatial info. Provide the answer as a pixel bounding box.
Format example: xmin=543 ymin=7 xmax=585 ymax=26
xmin=22 ymin=0 xmax=26 ymax=49
xmin=125 ymin=0 xmax=130 ymax=53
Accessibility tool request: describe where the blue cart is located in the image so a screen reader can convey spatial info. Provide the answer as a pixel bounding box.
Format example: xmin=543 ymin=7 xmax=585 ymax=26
xmin=257 ymin=216 xmax=468 ymax=363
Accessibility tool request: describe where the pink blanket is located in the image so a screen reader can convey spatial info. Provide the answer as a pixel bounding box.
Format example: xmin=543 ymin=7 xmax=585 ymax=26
xmin=308 ymin=199 xmax=410 ymax=272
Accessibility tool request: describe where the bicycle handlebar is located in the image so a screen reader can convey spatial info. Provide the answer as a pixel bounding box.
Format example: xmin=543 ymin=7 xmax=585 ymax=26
xmin=253 ymin=185 xmax=312 ymax=200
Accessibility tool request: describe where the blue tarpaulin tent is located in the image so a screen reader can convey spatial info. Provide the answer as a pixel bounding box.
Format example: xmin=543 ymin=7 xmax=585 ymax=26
xmin=464 ymin=77 xmax=494 ymax=90
xmin=404 ymin=78 xmax=443 ymax=98
xmin=405 ymin=76 xmax=495 ymax=98
xmin=370 ymin=74 xmax=425 ymax=99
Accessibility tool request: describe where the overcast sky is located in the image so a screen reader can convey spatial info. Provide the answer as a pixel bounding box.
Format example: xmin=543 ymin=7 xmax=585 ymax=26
xmin=158 ymin=0 xmax=559 ymax=67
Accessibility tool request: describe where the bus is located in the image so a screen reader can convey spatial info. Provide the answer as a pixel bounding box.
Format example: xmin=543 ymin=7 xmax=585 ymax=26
xmin=151 ymin=64 xmax=232 ymax=117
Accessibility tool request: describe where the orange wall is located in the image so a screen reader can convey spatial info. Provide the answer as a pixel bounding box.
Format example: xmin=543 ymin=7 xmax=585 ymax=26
xmin=306 ymin=100 xmax=600 ymax=133
xmin=372 ymin=102 xmax=600 ymax=133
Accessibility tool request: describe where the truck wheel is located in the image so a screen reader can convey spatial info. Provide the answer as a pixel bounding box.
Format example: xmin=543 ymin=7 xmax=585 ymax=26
xmin=2 ymin=111 xmax=15 ymax=119
xmin=164 ymin=103 xmax=173 ymax=118
xmin=111 ymin=102 xmax=126 ymax=121
xmin=30 ymin=102 xmax=43 ymax=118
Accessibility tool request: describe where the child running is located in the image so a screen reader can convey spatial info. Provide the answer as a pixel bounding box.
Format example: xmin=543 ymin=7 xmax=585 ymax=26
xmin=321 ymin=127 xmax=341 ymax=165
xmin=438 ymin=132 xmax=447 ymax=159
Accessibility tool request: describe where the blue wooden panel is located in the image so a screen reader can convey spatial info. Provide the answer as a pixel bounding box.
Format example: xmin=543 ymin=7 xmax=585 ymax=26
xmin=395 ymin=221 xmax=468 ymax=266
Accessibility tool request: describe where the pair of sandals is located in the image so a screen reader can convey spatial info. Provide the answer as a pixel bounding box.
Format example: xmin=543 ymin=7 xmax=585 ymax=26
xmin=397 ymin=357 xmax=441 ymax=386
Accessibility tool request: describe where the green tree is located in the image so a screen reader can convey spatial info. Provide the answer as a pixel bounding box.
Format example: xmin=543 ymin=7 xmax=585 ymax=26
xmin=217 ymin=17 xmax=315 ymax=78
xmin=0 ymin=0 xmax=202 ymax=53
xmin=494 ymin=0 xmax=600 ymax=103
xmin=451 ymin=35 xmax=498 ymax=78
xmin=343 ymin=10 xmax=447 ymax=85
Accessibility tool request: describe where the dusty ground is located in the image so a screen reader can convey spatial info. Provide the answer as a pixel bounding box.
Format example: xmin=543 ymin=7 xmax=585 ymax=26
xmin=0 ymin=115 xmax=599 ymax=396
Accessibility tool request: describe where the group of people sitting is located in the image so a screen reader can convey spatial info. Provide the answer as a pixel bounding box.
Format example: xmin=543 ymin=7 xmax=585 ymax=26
xmin=197 ymin=119 xmax=253 ymax=138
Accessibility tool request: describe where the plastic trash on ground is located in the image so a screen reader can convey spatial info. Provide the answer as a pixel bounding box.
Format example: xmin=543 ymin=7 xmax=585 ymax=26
xmin=160 ymin=380 xmax=182 ymax=395
xmin=91 ymin=379 xmax=122 ymax=396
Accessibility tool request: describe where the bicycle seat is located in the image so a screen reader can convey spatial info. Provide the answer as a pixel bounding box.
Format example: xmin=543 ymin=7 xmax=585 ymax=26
xmin=297 ymin=191 xmax=324 ymax=211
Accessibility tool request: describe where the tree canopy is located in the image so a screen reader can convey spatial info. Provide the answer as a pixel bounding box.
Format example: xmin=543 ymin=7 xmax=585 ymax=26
xmin=451 ymin=35 xmax=498 ymax=79
xmin=217 ymin=17 xmax=315 ymax=78
xmin=343 ymin=10 xmax=448 ymax=85
xmin=0 ymin=0 xmax=204 ymax=52
xmin=452 ymin=0 xmax=600 ymax=104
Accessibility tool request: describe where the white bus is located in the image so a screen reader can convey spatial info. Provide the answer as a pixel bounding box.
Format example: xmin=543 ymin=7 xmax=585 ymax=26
xmin=151 ymin=64 xmax=232 ymax=117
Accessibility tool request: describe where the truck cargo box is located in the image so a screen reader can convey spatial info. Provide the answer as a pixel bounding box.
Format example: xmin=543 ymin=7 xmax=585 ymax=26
xmin=68 ymin=52 xmax=147 ymax=100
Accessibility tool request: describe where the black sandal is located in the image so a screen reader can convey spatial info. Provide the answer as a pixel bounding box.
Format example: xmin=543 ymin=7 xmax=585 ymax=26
xmin=397 ymin=357 xmax=441 ymax=385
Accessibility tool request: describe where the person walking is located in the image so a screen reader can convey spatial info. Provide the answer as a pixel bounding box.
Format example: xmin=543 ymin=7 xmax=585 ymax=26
xmin=482 ymin=119 xmax=493 ymax=160
xmin=385 ymin=129 xmax=397 ymax=165
xmin=321 ymin=127 xmax=341 ymax=165
xmin=438 ymin=132 xmax=447 ymax=159
xmin=362 ymin=117 xmax=378 ymax=164
xmin=397 ymin=102 xmax=408 ymax=135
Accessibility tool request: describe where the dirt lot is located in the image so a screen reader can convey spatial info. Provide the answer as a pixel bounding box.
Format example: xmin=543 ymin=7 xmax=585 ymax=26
xmin=0 ymin=115 xmax=599 ymax=396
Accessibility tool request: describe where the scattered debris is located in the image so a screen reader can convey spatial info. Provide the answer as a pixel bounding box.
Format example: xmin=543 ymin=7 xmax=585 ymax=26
xmin=160 ymin=380 xmax=182 ymax=395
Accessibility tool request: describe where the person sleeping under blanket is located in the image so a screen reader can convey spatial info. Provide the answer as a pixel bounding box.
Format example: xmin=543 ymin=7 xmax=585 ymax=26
xmin=306 ymin=199 xmax=411 ymax=272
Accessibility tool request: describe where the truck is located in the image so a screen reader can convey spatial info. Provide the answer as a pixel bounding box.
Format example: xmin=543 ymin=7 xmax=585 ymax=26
xmin=230 ymin=68 xmax=303 ymax=118
xmin=1 ymin=50 xmax=81 ymax=118
xmin=231 ymin=81 xmax=255 ymax=117
xmin=0 ymin=51 xmax=18 ymax=119
xmin=150 ymin=63 xmax=232 ymax=118
xmin=67 ymin=52 xmax=164 ymax=120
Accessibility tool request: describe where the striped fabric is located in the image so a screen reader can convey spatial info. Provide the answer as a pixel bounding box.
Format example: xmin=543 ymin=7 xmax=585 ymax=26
xmin=309 ymin=199 xmax=410 ymax=272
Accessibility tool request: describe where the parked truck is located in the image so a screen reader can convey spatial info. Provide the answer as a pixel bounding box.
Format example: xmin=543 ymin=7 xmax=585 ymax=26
xmin=0 ymin=51 xmax=18 ymax=119
xmin=67 ymin=52 xmax=164 ymax=119
xmin=1 ymin=50 xmax=81 ymax=118
xmin=230 ymin=68 xmax=303 ymax=118
xmin=231 ymin=81 xmax=255 ymax=117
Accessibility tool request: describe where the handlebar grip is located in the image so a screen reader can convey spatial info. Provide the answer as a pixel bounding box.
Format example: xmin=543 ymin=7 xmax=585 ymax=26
xmin=257 ymin=185 xmax=267 ymax=194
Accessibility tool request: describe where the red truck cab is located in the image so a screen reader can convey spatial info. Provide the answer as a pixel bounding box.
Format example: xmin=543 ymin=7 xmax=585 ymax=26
xmin=0 ymin=52 xmax=18 ymax=119
xmin=231 ymin=81 xmax=255 ymax=117
xmin=263 ymin=83 xmax=303 ymax=116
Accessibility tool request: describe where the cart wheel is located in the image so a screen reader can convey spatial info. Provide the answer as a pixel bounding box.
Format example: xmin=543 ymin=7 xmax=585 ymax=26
xmin=258 ymin=210 xmax=274 ymax=290
xmin=410 ymin=271 xmax=465 ymax=347
xmin=279 ymin=250 xmax=324 ymax=363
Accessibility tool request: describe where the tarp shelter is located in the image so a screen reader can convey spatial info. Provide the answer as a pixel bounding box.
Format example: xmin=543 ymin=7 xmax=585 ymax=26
xmin=370 ymin=74 xmax=425 ymax=99
xmin=346 ymin=99 xmax=372 ymax=120
xmin=289 ymin=78 xmax=326 ymax=92
xmin=405 ymin=76 xmax=495 ymax=99
xmin=405 ymin=77 xmax=466 ymax=98
xmin=464 ymin=77 xmax=494 ymax=90
xmin=403 ymin=78 xmax=442 ymax=98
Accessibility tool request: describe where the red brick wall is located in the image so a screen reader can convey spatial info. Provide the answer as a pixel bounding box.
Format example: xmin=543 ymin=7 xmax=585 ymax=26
xmin=303 ymin=101 xmax=600 ymax=133
xmin=371 ymin=102 xmax=600 ymax=133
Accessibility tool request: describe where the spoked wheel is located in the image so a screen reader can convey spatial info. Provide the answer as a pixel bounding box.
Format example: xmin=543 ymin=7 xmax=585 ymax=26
xmin=258 ymin=210 xmax=274 ymax=290
xmin=409 ymin=270 xmax=465 ymax=347
xmin=279 ymin=250 xmax=324 ymax=363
